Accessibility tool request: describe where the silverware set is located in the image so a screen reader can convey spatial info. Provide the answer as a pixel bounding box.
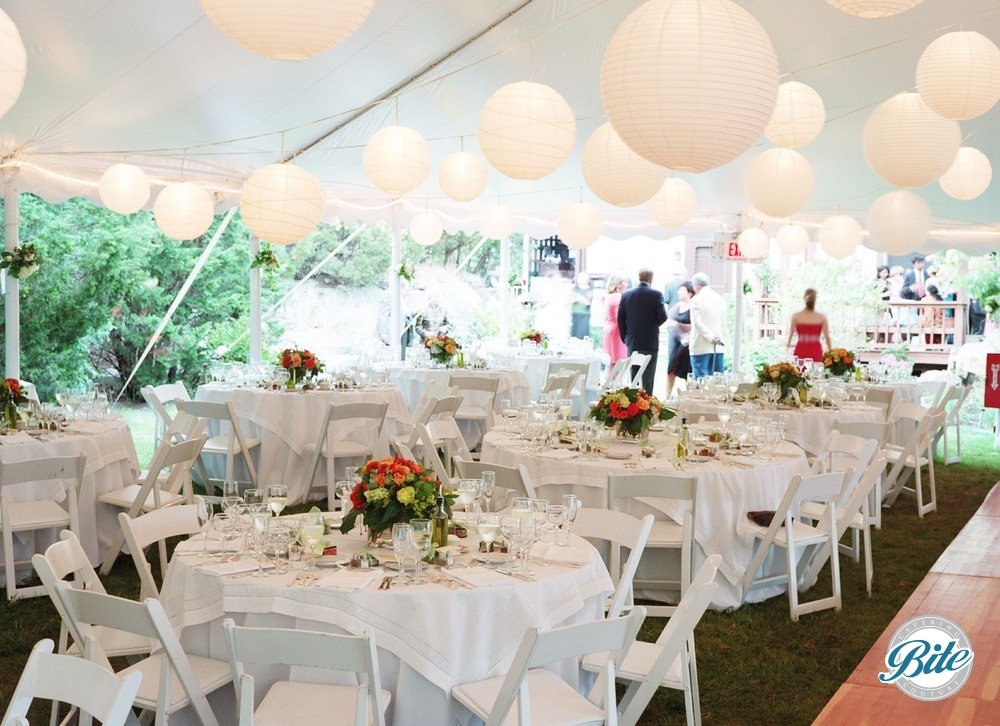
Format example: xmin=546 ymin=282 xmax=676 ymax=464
xmin=287 ymin=572 xmax=318 ymax=587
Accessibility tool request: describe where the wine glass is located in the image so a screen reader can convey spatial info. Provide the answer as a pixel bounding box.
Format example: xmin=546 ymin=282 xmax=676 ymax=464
xmin=335 ymin=480 xmax=354 ymax=514
xmin=409 ymin=519 xmax=432 ymax=585
xmin=500 ymin=398 xmax=518 ymax=432
xmin=476 ymin=514 xmax=501 ymax=564
xmin=195 ymin=498 xmax=215 ymax=558
xmin=560 ymin=494 xmax=579 ymax=547
xmin=392 ymin=523 xmax=414 ymax=586
xmin=515 ymin=516 xmax=537 ymax=576
xmin=249 ymin=507 xmax=271 ymax=576
xmin=300 ymin=514 xmax=325 ymax=571
xmin=455 ymin=480 xmax=479 ymax=511
xmin=267 ymin=485 xmax=287 ymax=517
xmin=243 ymin=488 xmax=263 ymax=507
xmin=481 ymin=471 xmax=496 ymax=513
xmin=546 ymin=504 xmax=565 ymax=544
xmin=510 ymin=497 xmax=531 ymax=517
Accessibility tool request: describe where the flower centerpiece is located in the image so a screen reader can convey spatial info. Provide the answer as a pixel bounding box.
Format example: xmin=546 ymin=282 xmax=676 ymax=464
xmin=279 ymin=348 xmax=323 ymax=389
xmin=590 ymin=387 xmax=674 ymax=441
xmin=1 ymin=378 xmax=27 ymax=429
xmin=339 ymin=456 xmax=455 ymax=545
xmin=397 ymin=261 xmax=415 ymax=282
xmin=0 ymin=244 xmax=40 ymax=279
xmin=519 ymin=329 xmax=548 ymax=348
xmin=424 ymin=335 xmax=461 ymax=366
xmin=250 ymin=245 xmax=280 ymax=272
xmin=822 ymin=348 xmax=856 ymax=377
xmin=757 ymin=361 xmax=806 ymax=401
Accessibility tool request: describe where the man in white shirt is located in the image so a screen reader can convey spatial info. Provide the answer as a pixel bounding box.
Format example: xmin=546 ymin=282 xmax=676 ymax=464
xmin=689 ymin=272 xmax=727 ymax=379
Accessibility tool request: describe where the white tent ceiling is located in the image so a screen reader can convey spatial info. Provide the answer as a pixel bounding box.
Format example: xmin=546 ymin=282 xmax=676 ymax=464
xmin=2 ymin=0 xmax=1000 ymax=252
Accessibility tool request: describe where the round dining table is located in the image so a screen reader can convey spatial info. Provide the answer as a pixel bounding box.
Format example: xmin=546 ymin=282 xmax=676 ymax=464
xmin=160 ymin=526 xmax=613 ymax=726
xmin=387 ymin=366 xmax=531 ymax=413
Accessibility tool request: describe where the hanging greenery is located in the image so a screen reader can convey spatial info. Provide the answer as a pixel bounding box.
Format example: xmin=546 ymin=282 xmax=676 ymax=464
xmin=0 ymin=243 xmax=41 ymax=279
xmin=250 ymin=245 xmax=280 ymax=272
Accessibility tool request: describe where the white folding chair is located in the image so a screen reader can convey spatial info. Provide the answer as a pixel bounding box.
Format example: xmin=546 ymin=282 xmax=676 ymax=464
xmin=395 ymin=423 xmax=458 ymax=488
xmin=623 ymin=352 xmax=652 ymax=389
xmin=392 ymin=396 xmax=466 ymax=464
xmin=882 ymin=404 xmax=942 ymax=518
xmin=833 ymin=418 xmax=893 ymax=530
xmin=863 ymin=387 xmax=895 ymax=418
xmin=17 ymin=379 xmax=41 ymax=406
xmin=0 ymin=453 xmax=85 ymax=600
xmin=304 ymin=402 xmax=389 ymax=503
xmin=451 ymin=608 xmax=647 ymax=726
xmin=603 ymin=358 xmax=627 ymax=389
xmin=583 ymin=555 xmax=722 ymax=726
xmin=119 ymin=505 xmax=201 ymax=600
xmin=543 ymin=361 xmax=590 ymax=419
xmin=452 ymin=457 xmax=537 ymax=510
xmin=607 ymin=473 xmax=697 ymax=618
xmin=409 ymin=383 xmax=459 ymax=427
xmin=541 ymin=370 xmax=579 ymax=400
xmin=448 ymin=374 xmax=500 ymax=431
xmin=3 ymin=639 xmax=142 ymax=726
xmin=936 ymin=381 xmax=972 ymax=465
xmin=141 ymin=381 xmax=193 ymax=446
xmin=176 ymin=399 xmax=261 ymax=489
xmin=572 ymin=509 xmax=654 ymax=618
xmin=742 ymin=470 xmax=848 ymax=621
xmin=222 ymin=619 xmax=390 ymax=726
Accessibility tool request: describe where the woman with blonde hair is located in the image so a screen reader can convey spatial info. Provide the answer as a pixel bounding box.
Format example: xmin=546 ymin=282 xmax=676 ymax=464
xmin=786 ymin=288 xmax=832 ymax=362
xmin=602 ymin=275 xmax=628 ymax=371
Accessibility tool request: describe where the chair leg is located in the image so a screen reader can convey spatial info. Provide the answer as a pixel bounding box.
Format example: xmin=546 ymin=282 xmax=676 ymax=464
xmin=686 ymin=636 xmax=702 ymax=726
xmin=851 ymin=528 xmax=860 ymax=563
xmin=862 ymin=525 xmax=873 ymax=596
xmin=830 ymin=532 xmax=842 ymax=612
xmin=4 ymin=528 xmax=16 ymax=600
xmin=785 ymin=542 xmax=799 ymax=621
xmin=914 ymin=464 xmax=925 ymax=518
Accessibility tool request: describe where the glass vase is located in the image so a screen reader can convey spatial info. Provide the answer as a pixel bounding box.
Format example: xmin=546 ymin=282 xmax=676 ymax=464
xmin=3 ymin=403 xmax=19 ymax=430
xmin=616 ymin=419 xmax=649 ymax=445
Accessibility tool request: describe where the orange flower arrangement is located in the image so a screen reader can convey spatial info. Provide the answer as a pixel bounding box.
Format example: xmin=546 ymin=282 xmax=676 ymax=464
xmin=424 ymin=335 xmax=461 ymax=365
xmin=757 ymin=362 xmax=806 ymax=399
xmin=822 ymin=348 xmax=856 ymax=377
xmin=279 ymin=348 xmax=323 ymax=386
xmin=591 ymin=387 xmax=674 ymax=438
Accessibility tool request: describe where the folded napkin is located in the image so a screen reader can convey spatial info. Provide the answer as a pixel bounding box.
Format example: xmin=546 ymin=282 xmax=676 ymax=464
xmin=537 ymin=448 xmax=579 ymax=460
xmin=531 ymin=543 xmax=593 ymax=564
xmin=0 ymin=431 xmax=36 ymax=445
xmin=194 ymin=559 xmax=259 ymax=576
xmin=313 ymin=570 xmax=380 ymax=591
xmin=446 ymin=567 xmax=513 ymax=588
xmin=66 ymin=421 xmax=109 ymax=435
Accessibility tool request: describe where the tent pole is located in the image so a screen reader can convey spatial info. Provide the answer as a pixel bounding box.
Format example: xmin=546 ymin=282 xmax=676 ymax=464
xmin=390 ymin=208 xmax=403 ymax=361
xmin=249 ymin=235 xmax=262 ymax=364
xmin=522 ymin=235 xmax=530 ymax=288
xmin=733 ymin=261 xmax=744 ymax=379
xmin=499 ymin=235 xmax=511 ymax=345
xmin=4 ymin=179 xmax=19 ymax=380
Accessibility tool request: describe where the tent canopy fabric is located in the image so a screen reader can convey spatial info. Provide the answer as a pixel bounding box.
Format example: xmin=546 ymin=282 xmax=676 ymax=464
xmin=2 ymin=0 xmax=1000 ymax=252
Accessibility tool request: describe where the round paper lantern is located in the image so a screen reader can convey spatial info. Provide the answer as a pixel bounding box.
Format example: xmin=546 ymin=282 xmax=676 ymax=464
xmin=99 ymin=164 xmax=150 ymax=215
xmin=153 ymin=183 xmax=215 ymax=240
xmin=862 ymin=92 xmax=961 ymax=188
xmin=600 ymin=0 xmax=779 ymax=173
xmin=939 ymin=146 xmax=992 ymax=201
xmin=363 ymin=126 xmax=430 ymax=196
xmin=745 ymin=148 xmax=815 ymax=218
xmin=409 ymin=212 xmax=443 ymax=247
xmin=917 ymin=31 xmax=1000 ymax=121
xmin=867 ymin=191 xmax=932 ymax=254
xmin=557 ymin=203 xmax=602 ymax=250
xmin=649 ymin=178 xmax=697 ymax=228
xmin=825 ymin=0 xmax=922 ymax=18
xmin=765 ymin=82 xmax=826 ymax=148
xmin=0 ymin=9 xmax=26 ymax=121
xmin=776 ymin=224 xmax=810 ymax=255
xmin=737 ymin=228 xmax=769 ymax=258
xmin=818 ymin=215 xmax=863 ymax=259
xmin=477 ymin=81 xmax=576 ymax=180
xmin=481 ymin=205 xmax=515 ymax=240
xmin=199 ymin=0 xmax=374 ymax=60
xmin=438 ymin=151 xmax=487 ymax=203
xmin=581 ymin=122 xmax=668 ymax=207
xmin=240 ymin=164 xmax=325 ymax=246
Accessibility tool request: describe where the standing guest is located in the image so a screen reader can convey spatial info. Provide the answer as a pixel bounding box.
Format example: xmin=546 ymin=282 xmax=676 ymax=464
xmin=786 ymin=288 xmax=832 ymax=363
xmin=901 ymin=256 xmax=926 ymax=300
xmin=662 ymin=266 xmax=687 ymax=372
xmin=570 ymin=272 xmax=593 ymax=340
xmin=602 ymin=276 xmax=628 ymax=375
xmin=376 ymin=278 xmax=414 ymax=360
xmin=689 ymin=272 xmax=727 ymax=378
xmin=876 ymin=265 xmax=891 ymax=302
xmin=666 ymin=281 xmax=695 ymax=397
xmin=921 ymin=284 xmax=946 ymax=346
xmin=617 ymin=268 xmax=667 ymax=394
xmin=888 ymin=266 xmax=906 ymax=300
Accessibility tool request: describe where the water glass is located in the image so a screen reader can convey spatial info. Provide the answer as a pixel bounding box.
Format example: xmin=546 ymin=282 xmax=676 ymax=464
xmin=267 ymin=485 xmax=287 ymax=516
xmin=243 ymin=488 xmax=264 ymax=507
xmin=392 ymin=523 xmax=414 ymax=586
xmin=409 ymin=519 xmax=432 ymax=585
xmin=481 ymin=471 xmax=496 ymax=513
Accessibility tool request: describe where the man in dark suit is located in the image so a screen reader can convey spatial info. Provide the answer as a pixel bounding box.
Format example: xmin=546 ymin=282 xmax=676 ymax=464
xmin=901 ymin=256 xmax=926 ymax=301
xmin=617 ymin=268 xmax=667 ymax=395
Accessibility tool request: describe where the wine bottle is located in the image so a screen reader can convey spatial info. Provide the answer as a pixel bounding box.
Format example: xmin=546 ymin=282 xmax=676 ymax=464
xmin=675 ymin=415 xmax=689 ymax=460
xmin=432 ymin=491 xmax=449 ymax=549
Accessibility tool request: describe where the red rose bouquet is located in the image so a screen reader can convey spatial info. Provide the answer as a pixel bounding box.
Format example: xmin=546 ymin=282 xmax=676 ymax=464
xmin=279 ymin=348 xmax=323 ymax=386
xmin=1 ymin=378 xmax=27 ymax=429
xmin=519 ymin=329 xmax=548 ymax=347
xmin=590 ymin=387 xmax=674 ymax=438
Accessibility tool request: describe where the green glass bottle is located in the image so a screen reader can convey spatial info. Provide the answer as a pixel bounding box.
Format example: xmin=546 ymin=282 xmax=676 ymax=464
xmin=432 ymin=491 xmax=449 ymax=550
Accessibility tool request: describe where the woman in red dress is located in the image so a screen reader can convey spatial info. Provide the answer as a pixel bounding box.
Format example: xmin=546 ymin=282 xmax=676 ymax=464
xmin=786 ymin=288 xmax=832 ymax=363
xmin=602 ymin=276 xmax=628 ymax=373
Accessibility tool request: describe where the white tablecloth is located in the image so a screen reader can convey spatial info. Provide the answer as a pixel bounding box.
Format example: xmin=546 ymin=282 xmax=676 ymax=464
xmin=480 ymin=430 xmax=812 ymax=609
xmin=512 ymin=354 xmax=604 ymax=401
xmin=0 ymin=419 xmax=139 ymax=565
xmin=160 ymin=529 xmax=613 ymax=726
xmin=196 ymin=385 xmax=410 ymax=504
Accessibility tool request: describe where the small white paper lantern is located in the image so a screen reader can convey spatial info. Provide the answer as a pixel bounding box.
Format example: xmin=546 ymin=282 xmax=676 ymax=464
xmin=862 ymin=92 xmax=961 ymax=188
xmin=600 ymin=0 xmax=779 ymax=173
xmin=582 ymin=122 xmax=668 ymax=207
xmin=737 ymin=228 xmax=769 ymax=258
xmin=776 ymin=224 xmax=810 ymax=255
xmin=99 ymin=164 xmax=151 ymax=215
xmin=867 ymin=191 xmax=932 ymax=255
xmin=938 ymin=146 xmax=992 ymax=201
xmin=818 ymin=215 xmax=863 ymax=259
xmin=649 ymin=178 xmax=697 ymax=229
xmin=917 ymin=31 xmax=1000 ymax=121
xmin=477 ymin=81 xmax=576 ymax=180
xmin=198 ymin=0 xmax=374 ymax=60
xmin=409 ymin=212 xmax=443 ymax=247
xmin=557 ymin=203 xmax=602 ymax=250
xmin=481 ymin=205 xmax=515 ymax=240
xmin=240 ymin=164 xmax=325 ymax=246
xmin=765 ymin=82 xmax=826 ymax=149
xmin=154 ymin=183 xmax=215 ymax=240
xmin=0 ymin=8 xmax=26 ymax=121
xmin=745 ymin=148 xmax=815 ymax=218
xmin=825 ymin=0 xmax=922 ymax=18
xmin=363 ymin=126 xmax=430 ymax=196
xmin=438 ymin=151 xmax=487 ymax=203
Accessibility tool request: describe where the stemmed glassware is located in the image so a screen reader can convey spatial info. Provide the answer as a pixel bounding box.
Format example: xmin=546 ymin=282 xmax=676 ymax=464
xmin=480 ymin=471 xmax=496 ymax=513
xmin=267 ymin=485 xmax=287 ymax=517
xmin=560 ymin=494 xmax=579 ymax=547
xmin=476 ymin=514 xmax=501 ymax=564
xmin=196 ymin=498 xmax=215 ymax=558
xmin=300 ymin=513 xmax=325 ymax=571
xmin=392 ymin=523 xmax=415 ymax=586
xmin=409 ymin=519 xmax=432 ymax=585
xmin=455 ymin=480 xmax=479 ymax=512
xmin=249 ymin=506 xmax=271 ymax=576
xmin=243 ymin=488 xmax=263 ymax=507
xmin=335 ymin=481 xmax=354 ymax=514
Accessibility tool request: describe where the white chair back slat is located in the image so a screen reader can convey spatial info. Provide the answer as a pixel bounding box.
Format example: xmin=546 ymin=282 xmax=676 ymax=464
xmin=452 ymin=458 xmax=537 ymax=503
xmin=573 ymin=509 xmax=654 ymax=618
xmin=119 ymin=505 xmax=201 ymax=600
xmin=177 ymin=399 xmax=258 ymax=487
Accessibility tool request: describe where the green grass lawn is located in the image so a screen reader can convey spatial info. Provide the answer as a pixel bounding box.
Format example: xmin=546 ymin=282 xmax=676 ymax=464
xmin=0 ymin=410 xmax=996 ymax=724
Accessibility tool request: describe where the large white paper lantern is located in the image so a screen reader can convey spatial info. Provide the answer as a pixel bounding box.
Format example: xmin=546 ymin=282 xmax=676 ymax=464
xmin=649 ymin=178 xmax=697 ymax=228
xmin=745 ymin=148 xmax=815 ymax=218
xmin=481 ymin=205 xmax=514 ymax=240
xmin=818 ymin=215 xmax=863 ymax=259
xmin=477 ymin=81 xmax=576 ymax=180
xmin=438 ymin=151 xmax=487 ymax=203
xmin=240 ymin=164 xmax=325 ymax=246
xmin=581 ymin=123 xmax=668 ymax=207
xmin=867 ymin=191 xmax=932 ymax=254
xmin=862 ymin=92 xmax=961 ymax=188
xmin=154 ymin=183 xmax=215 ymax=240
xmin=776 ymin=224 xmax=810 ymax=255
xmin=737 ymin=228 xmax=769 ymax=258
xmin=825 ymin=0 xmax=922 ymax=18
xmin=199 ymin=0 xmax=374 ymax=60
xmin=938 ymin=146 xmax=992 ymax=201
xmin=557 ymin=203 xmax=602 ymax=249
xmin=765 ymin=82 xmax=826 ymax=149
xmin=99 ymin=164 xmax=150 ymax=215
xmin=917 ymin=31 xmax=1000 ymax=121
xmin=409 ymin=212 xmax=443 ymax=247
xmin=363 ymin=126 xmax=430 ymax=196
xmin=600 ymin=0 xmax=779 ymax=173
xmin=0 ymin=9 xmax=26 ymax=121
